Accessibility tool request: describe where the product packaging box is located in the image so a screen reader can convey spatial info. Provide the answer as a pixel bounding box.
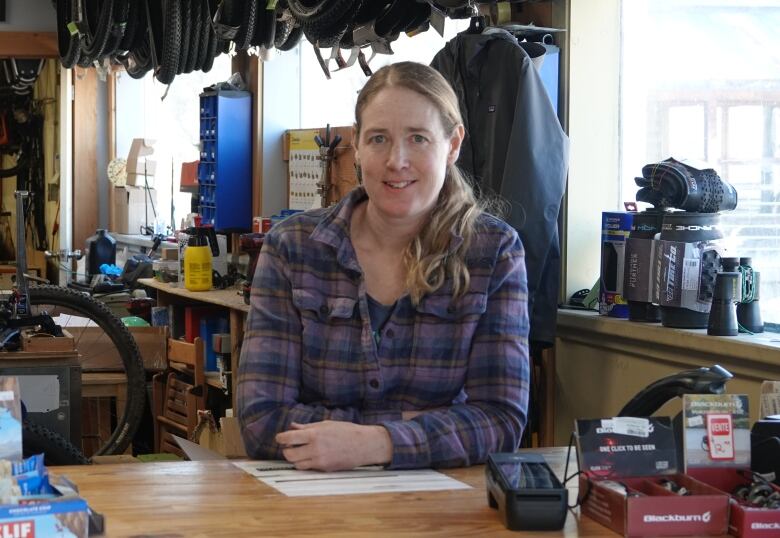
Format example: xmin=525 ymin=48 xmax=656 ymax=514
xmin=113 ymin=185 xmax=158 ymax=235
xmin=681 ymin=394 xmax=780 ymax=537
xmin=125 ymin=138 xmax=156 ymax=187
xmin=651 ymin=238 xmax=724 ymax=315
xmin=576 ymin=416 xmax=730 ymax=537
xmin=600 ymin=212 xmax=634 ymax=317
xmin=0 ymin=380 xmax=90 ymax=537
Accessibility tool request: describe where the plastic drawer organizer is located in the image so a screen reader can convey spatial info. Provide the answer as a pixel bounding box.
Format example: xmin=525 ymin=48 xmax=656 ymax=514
xmin=198 ymin=90 xmax=252 ymax=231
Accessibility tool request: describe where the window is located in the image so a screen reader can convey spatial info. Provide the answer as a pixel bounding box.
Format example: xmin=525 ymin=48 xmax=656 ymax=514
xmin=114 ymin=54 xmax=233 ymax=233
xmin=299 ymin=20 xmax=470 ymax=127
xmin=620 ymin=0 xmax=780 ymax=325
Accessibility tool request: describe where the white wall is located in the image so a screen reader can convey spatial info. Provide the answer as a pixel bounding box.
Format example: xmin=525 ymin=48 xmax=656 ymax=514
xmin=566 ymin=0 xmax=622 ymax=297
xmin=1 ymin=0 xmax=56 ymax=31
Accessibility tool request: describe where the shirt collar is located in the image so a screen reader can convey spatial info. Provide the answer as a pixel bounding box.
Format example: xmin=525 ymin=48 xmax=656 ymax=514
xmin=310 ymin=186 xmax=466 ymax=272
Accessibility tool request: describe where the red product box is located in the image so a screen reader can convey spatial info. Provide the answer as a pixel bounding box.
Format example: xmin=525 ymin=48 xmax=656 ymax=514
xmin=575 ymin=416 xmax=730 ymax=536
xmin=688 ymin=468 xmax=780 ymax=537
xmin=579 ymin=472 xmax=730 ymax=537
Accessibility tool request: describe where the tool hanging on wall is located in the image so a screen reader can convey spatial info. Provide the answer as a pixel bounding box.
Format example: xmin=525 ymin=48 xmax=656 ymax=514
xmin=314 ymin=124 xmax=342 ymax=208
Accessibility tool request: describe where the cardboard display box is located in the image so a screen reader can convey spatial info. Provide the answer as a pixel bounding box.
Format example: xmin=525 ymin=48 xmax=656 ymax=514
xmin=576 ymin=416 xmax=730 ymax=536
xmin=113 ymin=185 xmax=158 ymax=235
xmin=125 ymin=137 xmax=156 ymax=187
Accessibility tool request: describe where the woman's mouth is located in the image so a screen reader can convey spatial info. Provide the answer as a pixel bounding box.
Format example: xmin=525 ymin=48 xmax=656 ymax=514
xmin=383 ymin=180 xmax=415 ymax=190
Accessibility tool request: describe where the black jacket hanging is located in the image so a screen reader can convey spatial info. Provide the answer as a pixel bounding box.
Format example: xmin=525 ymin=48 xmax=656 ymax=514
xmin=431 ymin=29 xmax=569 ymax=348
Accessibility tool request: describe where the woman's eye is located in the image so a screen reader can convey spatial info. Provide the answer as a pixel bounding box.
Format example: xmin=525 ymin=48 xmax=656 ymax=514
xmin=412 ymin=134 xmax=427 ymax=144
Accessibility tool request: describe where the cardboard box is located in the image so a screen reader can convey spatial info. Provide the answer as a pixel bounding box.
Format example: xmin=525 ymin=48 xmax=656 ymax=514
xmin=759 ymin=381 xmax=780 ymax=418
xmin=686 ymin=468 xmax=780 ymax=537
xmin=576 ymin=416 xmax=730 ymax=537
xmin=79 ymin=325 xmax=168 ymax=371
xmin=125 ymin=138 xmax=156 ymax=187
xmin=113 ymin=185 xmax=157 ymax=235
xmin=197 ymin=416 xmax=247 ymax=459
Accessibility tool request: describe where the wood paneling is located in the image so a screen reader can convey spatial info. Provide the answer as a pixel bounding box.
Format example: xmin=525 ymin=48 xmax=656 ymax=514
xmin=0 ymin=31 xmax=57 ymax=58
xmin=73 ymin=68 xmax=98 ymax=251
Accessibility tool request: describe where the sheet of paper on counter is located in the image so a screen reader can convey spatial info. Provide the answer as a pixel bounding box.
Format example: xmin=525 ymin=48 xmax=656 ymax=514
xmin=232 ymin=461 xmax=472 ymax=497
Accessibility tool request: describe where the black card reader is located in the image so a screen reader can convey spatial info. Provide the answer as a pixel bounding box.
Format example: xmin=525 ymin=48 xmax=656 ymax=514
xmin=485 ymin=452 xmax=568 ymax=531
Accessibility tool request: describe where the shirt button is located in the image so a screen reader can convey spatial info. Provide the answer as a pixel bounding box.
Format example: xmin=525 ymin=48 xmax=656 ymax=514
xmin=385 ymin=328 xmax=394 ymax=339
xmin=447 ymin=305 xmax=456 ymax=314
xmin=319 ymin=304 xmax=331 ymax=316
xmin=369 ymin=379 xmax=379 ymax=389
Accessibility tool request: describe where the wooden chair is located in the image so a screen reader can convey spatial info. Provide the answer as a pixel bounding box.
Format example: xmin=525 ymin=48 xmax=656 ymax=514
xmin=152 ymin=337 xmax=207 ymax=456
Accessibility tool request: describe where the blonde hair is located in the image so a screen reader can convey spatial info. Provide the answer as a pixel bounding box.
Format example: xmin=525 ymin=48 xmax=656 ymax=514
xmin=354 ymin=62 xmax=491 ymax=305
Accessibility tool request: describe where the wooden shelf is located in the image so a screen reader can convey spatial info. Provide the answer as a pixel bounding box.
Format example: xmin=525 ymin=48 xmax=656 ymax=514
xmin=138 ymin=278 xmax=249 ymax=313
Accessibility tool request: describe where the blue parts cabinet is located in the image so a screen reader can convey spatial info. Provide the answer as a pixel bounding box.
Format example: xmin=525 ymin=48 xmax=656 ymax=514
xmin=198 ymin=90 xmax=252 ymax=231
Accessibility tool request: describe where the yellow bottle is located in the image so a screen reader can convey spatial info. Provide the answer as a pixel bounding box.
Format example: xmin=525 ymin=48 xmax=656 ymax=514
xmin=183 ymin=226 xmax=219 ymax=291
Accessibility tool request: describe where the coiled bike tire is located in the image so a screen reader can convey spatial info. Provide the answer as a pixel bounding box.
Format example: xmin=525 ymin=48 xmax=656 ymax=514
xmin=56 ymin=0 xmax=82 ymax=68
xmin=155 ymin=0 xmax=182 ymax=84
xmin=23 ymin=421 xmax=90 ymax=466
xmin=287 ymin=0 xmax=354 ymax=23
xmin=77 ymin=0 xmax=117 ymax=66
xmin=277 ymin=23 xmax=304 ymax=51
xmin=26 ymin=286 xmax=145 ymax=456
xmin=178 ymin=0 xmax=192 ymax=75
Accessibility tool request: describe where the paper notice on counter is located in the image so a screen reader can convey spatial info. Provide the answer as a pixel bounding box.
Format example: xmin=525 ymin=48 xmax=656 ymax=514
xmin=233 ymin=461 xmax=472 ymax=497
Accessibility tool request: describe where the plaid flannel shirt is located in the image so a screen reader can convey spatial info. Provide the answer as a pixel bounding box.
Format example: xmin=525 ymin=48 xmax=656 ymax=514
xmin=238 ymin=187 xmax=530 ymax=469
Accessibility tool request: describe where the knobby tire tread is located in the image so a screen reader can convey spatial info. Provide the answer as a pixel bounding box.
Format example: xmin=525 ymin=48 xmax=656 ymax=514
xmin=28 ymin=286 xmax=145 ymax=456
xmin=23 ymin=421 xmax=90 ymax=466
xmin=156 ymin=0 xmax=182 ymax=84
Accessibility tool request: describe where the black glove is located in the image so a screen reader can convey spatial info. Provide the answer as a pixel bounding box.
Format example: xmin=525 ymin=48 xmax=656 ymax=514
xmin=635 ymin=158 xmax=737 ymax=212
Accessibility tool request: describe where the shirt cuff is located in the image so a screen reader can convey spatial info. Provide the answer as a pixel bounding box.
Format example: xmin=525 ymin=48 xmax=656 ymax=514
xmin=380 ymin=420 xmax=431 ymax=469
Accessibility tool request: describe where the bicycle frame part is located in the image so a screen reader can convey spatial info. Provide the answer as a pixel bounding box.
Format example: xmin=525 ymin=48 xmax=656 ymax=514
xmin=14 ymin=190 xmax=30 ymax=314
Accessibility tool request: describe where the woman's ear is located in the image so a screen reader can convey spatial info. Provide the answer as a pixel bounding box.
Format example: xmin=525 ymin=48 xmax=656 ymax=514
xmin=447 ymin=124 xmax=465 ymax=166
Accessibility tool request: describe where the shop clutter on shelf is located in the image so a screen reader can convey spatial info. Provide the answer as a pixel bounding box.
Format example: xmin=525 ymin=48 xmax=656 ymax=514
xmin=599 ymin=157 xmax=764 ymax=335
xmin=575 ymin=379 xmax=780 ymax=537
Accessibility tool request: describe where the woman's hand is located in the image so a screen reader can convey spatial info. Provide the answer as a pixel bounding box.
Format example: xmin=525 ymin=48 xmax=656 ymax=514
xmin=275 ymin=421 xmax=393 ymax=471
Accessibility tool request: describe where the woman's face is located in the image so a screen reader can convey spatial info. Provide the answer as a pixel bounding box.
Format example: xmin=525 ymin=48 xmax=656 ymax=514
xmin=354 ymin=86 xmax=464 ymax=223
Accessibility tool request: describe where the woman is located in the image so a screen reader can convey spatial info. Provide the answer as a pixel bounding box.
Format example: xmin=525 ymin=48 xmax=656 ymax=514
xmin=238 ymin=61 xmax=529 ymax=471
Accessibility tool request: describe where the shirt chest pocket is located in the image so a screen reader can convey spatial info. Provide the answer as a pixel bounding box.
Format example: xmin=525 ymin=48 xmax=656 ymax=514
xmin=292 ymin=288 xmax=358 ymax=360
xmin=410 ymin=291 xmax=488 ymax=388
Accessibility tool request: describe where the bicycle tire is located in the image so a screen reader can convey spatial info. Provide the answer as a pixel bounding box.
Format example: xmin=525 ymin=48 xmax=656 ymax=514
xmin=118 ymin=0 xmax=140 ymax=52
xmin=302 ymin=0 xmax=358 ymax=48
xmin=201 ymin=14 xmax=219 ymax=73
xmin=288 ymin=0 xmax=353 ymax=23
xmin=23 ymin=420 xmax=90 ymax=466
xmin=56 ymin=0 xmax=82 ymax=68
xmin=184 ymin=0 xmax=203 ymax=73
xmin=196 ymin=0 xmax=212 ymax=71
xmin=252 ymin=2 xmax=277 ymax=49
xmin=27 ymin=286 xmax=145 ymax=456
xmin=274 ymin=18 xmax=294 ymax=49
xmin=235 ymin=0 xmax=260 ymax=51
xmin=178 ymin=0 xmax=192 ymax=75
xmin=101 ymin=0 xmax=131 ymax=59
xmin=77 ymin=0 xmax=117 ymax=66
xmin=277 ymin=23 xmax=303 ymax=51
xmin=155 ymin=0 xmax=182 ymax=84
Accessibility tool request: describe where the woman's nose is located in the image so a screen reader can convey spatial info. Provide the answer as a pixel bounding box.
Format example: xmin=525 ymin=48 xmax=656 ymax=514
xmin=386 ymin=141 xmax=409 ymax=170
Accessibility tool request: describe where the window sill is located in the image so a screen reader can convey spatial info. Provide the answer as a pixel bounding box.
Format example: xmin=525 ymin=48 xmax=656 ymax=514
xmin=557 ymin=308 xmax=779 ymax=369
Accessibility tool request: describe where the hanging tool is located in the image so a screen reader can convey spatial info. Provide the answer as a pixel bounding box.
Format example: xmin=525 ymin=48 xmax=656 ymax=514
xmin=314 ymin=125 xmax=342 ymax=208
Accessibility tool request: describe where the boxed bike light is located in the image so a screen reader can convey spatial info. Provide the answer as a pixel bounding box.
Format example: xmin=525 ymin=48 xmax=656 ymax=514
xmin=576 ymin=416 xmax=729 ymax=536
xmin=600 ymin=212 xmax=633 ymax=318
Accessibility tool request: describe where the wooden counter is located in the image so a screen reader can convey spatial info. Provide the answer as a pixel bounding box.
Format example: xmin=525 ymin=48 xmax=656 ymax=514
xmin=54 ymin=447 xmax=622 ymax=537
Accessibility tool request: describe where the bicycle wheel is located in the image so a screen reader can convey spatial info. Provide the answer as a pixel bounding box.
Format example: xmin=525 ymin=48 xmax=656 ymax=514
xmin=23 ymin=420 xmax=90 ymax=466
xmin=26 ymin=285 xmax=145 ymax=456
